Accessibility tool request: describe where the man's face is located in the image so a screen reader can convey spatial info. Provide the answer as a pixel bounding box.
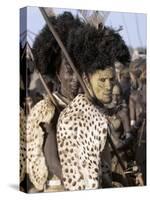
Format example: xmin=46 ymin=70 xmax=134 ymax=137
xmin=112 ymin=85 xmax=122 ymax=106
xmin=89 ymin=68 xmax=115 ymax=104
xmin=58 ymin=57 xmax=80 ymax=100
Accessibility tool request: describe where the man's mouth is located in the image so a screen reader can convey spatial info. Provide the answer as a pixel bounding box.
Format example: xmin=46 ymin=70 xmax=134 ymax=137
xmin=112 ymin=101 xmax=117 ymax=105
xmin=103 ymin=93 xmax=111 ymax=97
xmin=70 ymin=84 xmax=80 ymax=97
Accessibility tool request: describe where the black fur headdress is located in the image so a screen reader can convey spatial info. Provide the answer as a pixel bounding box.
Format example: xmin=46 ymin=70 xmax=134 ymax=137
xmin=66 ymin=23 xmax=131 ymax=74
xmin=33 ymin=12 xmax=130 ymax=78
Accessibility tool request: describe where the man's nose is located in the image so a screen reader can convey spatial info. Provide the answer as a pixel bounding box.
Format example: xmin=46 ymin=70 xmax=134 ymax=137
xmin=72 ymin=74 xmax=78 ymax=84
xmin=105 ymin=79 xmax=112 ymax=90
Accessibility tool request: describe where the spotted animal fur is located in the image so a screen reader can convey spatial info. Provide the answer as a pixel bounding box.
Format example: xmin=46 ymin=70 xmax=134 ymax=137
xmin=57 ymin=94 xmax=108 ymax=191
xmin=20 ymin=96 xmax=55 ymax=191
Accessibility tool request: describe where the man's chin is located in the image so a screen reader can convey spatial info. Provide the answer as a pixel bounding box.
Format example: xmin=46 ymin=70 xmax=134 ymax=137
xmin=98 ymin=97 xmax=112 ymax=104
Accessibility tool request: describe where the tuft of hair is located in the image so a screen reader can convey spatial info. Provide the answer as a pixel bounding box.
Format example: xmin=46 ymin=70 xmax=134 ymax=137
xmin=66 ymin=24 xmax=131 ymax=74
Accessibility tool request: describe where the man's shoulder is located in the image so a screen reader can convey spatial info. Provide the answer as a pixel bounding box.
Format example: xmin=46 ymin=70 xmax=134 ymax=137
xmin=59 ymin=94 xmax=107 ymax=122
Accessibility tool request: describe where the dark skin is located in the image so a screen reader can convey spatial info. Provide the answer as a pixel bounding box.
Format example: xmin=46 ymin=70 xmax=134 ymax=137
xmin=57 ymin=56 xmax=80 ymax=100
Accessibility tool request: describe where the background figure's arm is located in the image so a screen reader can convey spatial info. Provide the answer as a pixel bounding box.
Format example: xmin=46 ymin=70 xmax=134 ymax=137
xmin=118 ymin=108 xmax=131 ymax=135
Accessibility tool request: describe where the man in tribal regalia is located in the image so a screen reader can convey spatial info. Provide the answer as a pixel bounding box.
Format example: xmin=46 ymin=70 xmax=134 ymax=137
xmin=56 ymin=23 xmax=130 ymax=190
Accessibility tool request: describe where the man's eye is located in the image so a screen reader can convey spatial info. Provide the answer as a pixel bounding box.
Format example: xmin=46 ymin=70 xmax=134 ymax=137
xmin=110 ymin=78 xmax=114 ymax=82
xmin=99 ymin=78 xmax=105 ymax=82
xmin=65 ymin=64 xmax=72 ymax=73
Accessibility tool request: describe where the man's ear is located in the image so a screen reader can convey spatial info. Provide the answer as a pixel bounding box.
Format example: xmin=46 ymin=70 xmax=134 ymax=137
xmin=82 ymin=72 xmax=94 ymax=96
